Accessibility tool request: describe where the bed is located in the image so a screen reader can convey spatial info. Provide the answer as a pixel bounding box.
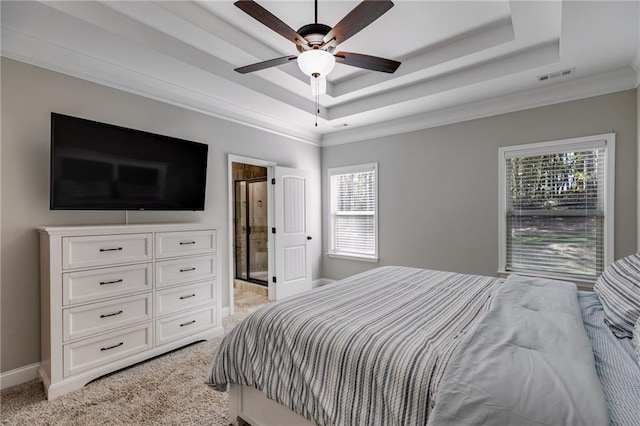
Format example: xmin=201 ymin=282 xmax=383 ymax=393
xmin=207 ymin=265 xmax=640 ymax=426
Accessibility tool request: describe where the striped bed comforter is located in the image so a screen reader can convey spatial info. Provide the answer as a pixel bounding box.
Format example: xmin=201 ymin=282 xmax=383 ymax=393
xmin=206 ymin=266 xmax=502 ymax=425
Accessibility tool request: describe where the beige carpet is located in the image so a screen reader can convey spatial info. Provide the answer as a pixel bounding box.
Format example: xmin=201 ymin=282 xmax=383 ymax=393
xmin=0 ymin=290 xmax=269 ymax=426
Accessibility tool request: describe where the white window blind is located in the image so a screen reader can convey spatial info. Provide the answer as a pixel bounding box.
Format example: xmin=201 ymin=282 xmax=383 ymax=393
xmin=499 ymin=135 xmax=614 ymax=281
xmin=329 ymin=163 xmax=377 ymax=260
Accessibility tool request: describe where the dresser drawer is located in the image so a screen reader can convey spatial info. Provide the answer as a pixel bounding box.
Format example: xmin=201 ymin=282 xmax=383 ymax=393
xmin=155 ymin=255 xmax=216 ymax=288
xmin=63 ymin=263 xmax=152 ymax=306
xmin=63 ymin=293 xmax=152 ymax=342
xmin=156 ymin=280 xmax=216 ymax=317
xmin=62 ymin=233 xmax=152 ymax=270
xmin=155 ymin=306 xmax=216 ymax=346
xmin=63 ymin=322 xmax=152 ymax=377
xmin=156 ymin=230 xmax=216 ymax=259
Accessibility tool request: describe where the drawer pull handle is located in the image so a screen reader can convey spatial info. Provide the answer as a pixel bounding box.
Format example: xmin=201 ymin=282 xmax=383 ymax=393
xmin=180 ymin=320 xmax=196 ymax=327
xmin=100 ymin=342 xmax=124 ymax=351
xmin=99 ymin=279 xmax=123 ymax=285
xmin=179 ymin=267 xmax=196 ymax=273
xmin=179 ymin=294 xmax=196 ymax=300
xmin=179 ymin=241 xmax=196 ymax=245
xmin=99 ymin=247 xmax=123 ymax=252
xmin=100 ymin=310 xmax=123 ymax=319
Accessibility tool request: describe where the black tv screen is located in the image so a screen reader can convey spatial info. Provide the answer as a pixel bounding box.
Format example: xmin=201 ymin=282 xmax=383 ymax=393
xmin=50 ymin=113 xmax=208 ymax=210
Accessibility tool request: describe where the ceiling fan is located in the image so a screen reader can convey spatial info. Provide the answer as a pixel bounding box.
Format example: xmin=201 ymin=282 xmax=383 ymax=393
xmin=234 ymin=0 xmax=401 ymax=95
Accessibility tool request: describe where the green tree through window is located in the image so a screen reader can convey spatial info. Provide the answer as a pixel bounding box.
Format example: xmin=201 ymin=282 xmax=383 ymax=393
xmin=500 ymin=135 xmax=613 ymax=280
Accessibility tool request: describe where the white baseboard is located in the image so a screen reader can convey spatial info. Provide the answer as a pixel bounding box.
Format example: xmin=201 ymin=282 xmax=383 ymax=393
xmin=0 ymin=362 xmax=40 ymax=391
xmin=221 ymin=306 xmax=230 ymax=318
xmin=312 ymin=278 xmax=335 ymax=288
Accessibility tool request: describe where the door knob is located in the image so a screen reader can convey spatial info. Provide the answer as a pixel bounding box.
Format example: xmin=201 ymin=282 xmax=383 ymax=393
xmin=307 ymin=236 xmax=312 ymax=240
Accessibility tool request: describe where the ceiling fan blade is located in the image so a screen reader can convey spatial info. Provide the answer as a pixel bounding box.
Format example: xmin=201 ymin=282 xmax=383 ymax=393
xmin=323 ymin=0 xmax=394 ymax=46
xmin=334 ymin=52 xmax=400 ymax=73
xmin=234 ymin=1 xmax=307 ymax=46
xmin=235 ymin=55 xmax=298 ymax=74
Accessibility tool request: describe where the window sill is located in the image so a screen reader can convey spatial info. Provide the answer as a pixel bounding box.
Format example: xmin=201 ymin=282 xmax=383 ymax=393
xmin=327 ymin=252 xmax=379 ymax=263
xmin=497 ymin=270 xmax=597 ymax=287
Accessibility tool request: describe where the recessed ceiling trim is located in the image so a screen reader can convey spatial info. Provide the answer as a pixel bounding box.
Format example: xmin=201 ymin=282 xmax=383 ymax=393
xmin=328 ymin=40 xmax=559 ymax=121
xmin=2 ymin=0 xmax=637 ymax=144
xmin=43 ymin=0 xmax=324 ymax=117
xmin=321 ymin=67 xmax=637 ymax=147
xmin=1 ymin=26 xmax=321 ymax=145
xmin=99 ymin=1 xmax=245 ymax=65
xmin=331 ymin=17 xmax=515 ymax=98
xmin=150 ymin=0 xmax=314 ymax=87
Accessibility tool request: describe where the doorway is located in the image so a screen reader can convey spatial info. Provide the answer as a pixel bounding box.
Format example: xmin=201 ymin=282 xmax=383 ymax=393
xmin=227 ymin=155 xmax=312 ymax=314
xmin=229 ymin=159 xmax=274 ymax=313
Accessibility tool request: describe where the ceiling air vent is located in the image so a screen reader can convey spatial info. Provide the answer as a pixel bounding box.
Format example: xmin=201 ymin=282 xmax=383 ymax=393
xmin=537 ymin=68 xmax=575 ymax=82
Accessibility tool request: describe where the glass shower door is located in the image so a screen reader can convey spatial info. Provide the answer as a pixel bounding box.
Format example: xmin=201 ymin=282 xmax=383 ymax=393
xmin=235 ymin=179 xmax=268 ymax=284
xmin=248 ymin=180 xmax=268 ymax=282
xmin=235 ymin=181 xmax=248 ymax=281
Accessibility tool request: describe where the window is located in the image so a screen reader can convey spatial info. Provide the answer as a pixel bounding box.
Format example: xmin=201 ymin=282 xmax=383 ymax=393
xmin=328 ymin=163 xmax=378 ymax=261
xmin=499 ymin=134 xmax=615 ymax=281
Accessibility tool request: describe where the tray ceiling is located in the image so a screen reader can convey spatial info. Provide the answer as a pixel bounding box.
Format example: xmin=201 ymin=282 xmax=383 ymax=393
xmin=1 ymin=1 xmax=639 ymax=146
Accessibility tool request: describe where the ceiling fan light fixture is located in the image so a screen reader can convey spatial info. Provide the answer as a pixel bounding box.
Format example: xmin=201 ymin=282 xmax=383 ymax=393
xmin=297 ymin=49 xmax=335 ymax=77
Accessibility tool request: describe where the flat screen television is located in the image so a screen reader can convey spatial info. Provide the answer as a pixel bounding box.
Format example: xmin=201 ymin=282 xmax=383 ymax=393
xmin=50 ymin=113 xmax=208 ymax=210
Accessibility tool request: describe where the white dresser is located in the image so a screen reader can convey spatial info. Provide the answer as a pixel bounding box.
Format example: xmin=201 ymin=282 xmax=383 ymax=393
xmin=38 ymin=223 xmax=222 ymax=400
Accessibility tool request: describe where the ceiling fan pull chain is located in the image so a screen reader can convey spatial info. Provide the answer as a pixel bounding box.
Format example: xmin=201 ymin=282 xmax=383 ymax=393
xmin=313 ymin=72 xmax=319 ymax=127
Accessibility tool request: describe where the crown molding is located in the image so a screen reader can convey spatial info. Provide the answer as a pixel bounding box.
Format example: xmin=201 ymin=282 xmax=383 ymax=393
xmin=3 ymin=23 xmax=635 ymax=150
xmin=2 ymin=8 xmax=636 ymax=149
xmin=58 ymin=0 xmax=323 ymax=112
xmin=1 ymin=26 xmax=322 ymax=146
xmin=331 ymin=17 xmax=515 ymax=98
xmin=321 ymin=67 xmax=637 ymax=147
xmin=328 ymin=40 xmax=559 ymax=121
xmin=631 ymin=47 xmax=640 ymax=87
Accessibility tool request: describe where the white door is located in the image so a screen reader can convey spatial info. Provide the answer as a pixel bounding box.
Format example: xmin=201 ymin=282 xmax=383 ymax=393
xmin=273 ymin=167 xmax=312 ymax=300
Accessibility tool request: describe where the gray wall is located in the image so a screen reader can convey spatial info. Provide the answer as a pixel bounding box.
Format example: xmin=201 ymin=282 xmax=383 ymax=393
xmin=0 ymin=58 xmax=322 ymax=372
xmin=1 ymin=57 xmax=637 ymax=375
xmin=322 ymin=90 xmax=638 ymax=281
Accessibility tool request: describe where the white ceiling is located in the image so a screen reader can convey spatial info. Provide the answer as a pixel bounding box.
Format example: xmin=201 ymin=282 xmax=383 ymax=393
xmin=2 ymin=1 xmax=639 ymax=146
